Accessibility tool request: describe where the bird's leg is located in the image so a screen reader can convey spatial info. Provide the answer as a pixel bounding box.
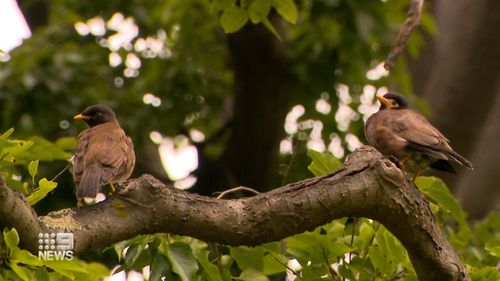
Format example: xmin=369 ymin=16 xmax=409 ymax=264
xmin=109 ymin=182 xmax=116 ymax=193
xmin=400 ymin=154 xmax=411 ymax=165
xmin=77 ymin=199 xmax=84 ymax=208
xmin=411 ymin=170 xmax=421 ymax=182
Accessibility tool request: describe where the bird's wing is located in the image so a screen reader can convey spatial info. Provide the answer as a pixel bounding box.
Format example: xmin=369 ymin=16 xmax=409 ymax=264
xmin=83 ymin=123 xmax=133 ymax=184
xmin=72 ymin=129 xmax=91 ymax=185
xmin=387 ymin=109 xmax=454 ymax=161
xmin=390 ymin=109 xmax=450 ymax=148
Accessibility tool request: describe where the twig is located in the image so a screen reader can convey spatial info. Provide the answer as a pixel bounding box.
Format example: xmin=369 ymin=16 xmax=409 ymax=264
xmin=323 ymin=248 xmax=339 ymax=280
xmin=342 ymin=218 xmax=357 ymax=281
xmin=268 ymin=251 xmax=301 ymax=278
xmin=208 ymin=242 xmax=223 ymax=271
xmin=348 ymin=218 xmax=357 ymax=263
xmin=50 ymin=163 xmax=70 ymax=182
xmin=384 ymin=0 xmax=425 ymax=70
xmin=215 ymin=186 xmax=260 ymax=199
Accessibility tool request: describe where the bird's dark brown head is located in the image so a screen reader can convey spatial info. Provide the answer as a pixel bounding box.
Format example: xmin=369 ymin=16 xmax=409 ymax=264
xmin=377 ymin=93 xmax=409 ymax=110
xmin=74 ymin=105 xmax=117 ymax=127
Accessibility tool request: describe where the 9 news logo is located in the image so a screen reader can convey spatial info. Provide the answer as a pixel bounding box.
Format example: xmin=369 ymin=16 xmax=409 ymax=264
xmin=37 ymin=232 xmax=74 ymax=261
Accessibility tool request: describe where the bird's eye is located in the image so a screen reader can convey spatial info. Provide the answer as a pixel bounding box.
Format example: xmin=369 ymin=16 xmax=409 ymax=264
xmin=390 ymin=101 xmax=398 ymax=108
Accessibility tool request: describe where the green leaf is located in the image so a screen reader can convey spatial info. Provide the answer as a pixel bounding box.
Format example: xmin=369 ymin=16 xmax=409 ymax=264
xmin=379 ymin=229 xmax=405 ymax=263
xmin=262 ymin=255 xmax=285 ymax=275
xmin=475 ymin=212 xmax=500 ymax=245
xmin=5 ymin=140 xmax=33 ymax=162
xmin=368 ymin=244 xmax=391 ymax=274
xmin=415 ymin=177 xmax=468 ymax=227
xmin=302 ymin=263 xmax=329 ymax=280
xmin=166 ymin=242 xmax=199 ymax=281
xmin=355 ymin=221 xmax=375 ymax=251
xmin=197 ymin=251 xmax=224 ymax=281
xmin=307 ymin=149 xmax=342 ymax=176
xmin=44 ymin=259 xmax=88 ymax=279
xmin=55 ymin=136 xmax=77 ymax=151
xmin=485 ymin=237 xmax=500 ymax=257
xmin=149 ymin=253 xmax=172 ymax=281
xmin=469 ymin=266 xmax=500 ymax=281
xmin=239 ymin=268 xmax=269 ymax=281
xmin=230 ymin=246 xmax=264 ymax=270
xmin=0 ymin=128 xmax=14 ymax=142
xmin=323 ymin=220 xmax=346 ymax=238
xmin=326 ymin=241 xmax=351 ymax=258
xmin=33 ymin=268 xmax=50 ymax=281
xmin=249 ymin=0 xmax=271 ymax=24
xmin=285 ymin=231 xmax=325 ymax=264
xmin=262 ymin=18 xmax=281 ymax=40
xmin=27 ymin=178 xmax=58 ymax=205
xmin=12 ymin=249 xmax=43 ymax=266
xmin=8 ymin=262 xmax=33 ymax=281
xmin=25 ymin=136 xmax=72 ymax=161
xmin=210 ymin=0 xmax=234 ymax=12
xmin=4 ymin=228 xmax=20 ymax=252
xmin=73 ymin=262 xmax=110 ymax=281
xmin=338 ymin=263 xmax=357 ymax=280
xmin=28 ymin=160 xmax=39 ymax=180
xmin=220 ymin=5 xmax=249 ymax=33
xmin=272 ymin=0 xmax=298 ymax=24
xmin=124 ymin=243 xmax=149 ymax=269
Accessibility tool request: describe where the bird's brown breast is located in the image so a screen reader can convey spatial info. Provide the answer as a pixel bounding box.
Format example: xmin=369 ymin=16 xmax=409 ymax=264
xmin=73 ymin=121 xmax=135 ymax=192
xmin=365 ymin=110 xmax=410 ymax=160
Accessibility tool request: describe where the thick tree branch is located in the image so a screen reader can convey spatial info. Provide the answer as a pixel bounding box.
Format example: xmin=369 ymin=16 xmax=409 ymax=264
xmin=0 ymin=146 xmax=469 ymax=281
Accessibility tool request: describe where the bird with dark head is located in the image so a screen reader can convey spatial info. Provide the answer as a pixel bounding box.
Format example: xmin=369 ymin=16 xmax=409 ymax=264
xmin=72 ymin=105 xmax=135 ymax=205
xmin=364 ymin=93 xmax=473 ymax=180
xmin=73 ymin=104 xmax=117 ymax=127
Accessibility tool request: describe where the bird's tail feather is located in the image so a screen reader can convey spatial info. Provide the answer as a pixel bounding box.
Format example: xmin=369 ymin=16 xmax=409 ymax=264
xmin=407 ymin=141 xmax=473 ymax=170
xmin=448 ymin=151 xmax=474 ymax=170
xmin=77 ymin=167 xmax=101 ymax=199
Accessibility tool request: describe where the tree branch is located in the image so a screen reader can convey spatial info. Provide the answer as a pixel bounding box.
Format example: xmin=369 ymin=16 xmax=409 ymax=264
xmin=385 ymin=0 xmax=425 ymax=69
xmin=0 ymin=146 xmax=470 ymax=281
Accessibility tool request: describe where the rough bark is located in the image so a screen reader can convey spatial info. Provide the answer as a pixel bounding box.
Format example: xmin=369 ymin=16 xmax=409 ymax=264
xmin=0 ymin=146 xmax=470 ymax=281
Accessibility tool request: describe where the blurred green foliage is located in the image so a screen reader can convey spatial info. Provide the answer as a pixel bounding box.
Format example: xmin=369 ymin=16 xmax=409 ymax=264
xmin=0 ymin=0 xmax=426 ymax=191
xmin=0 ymin=128 xmax=72 ymax=198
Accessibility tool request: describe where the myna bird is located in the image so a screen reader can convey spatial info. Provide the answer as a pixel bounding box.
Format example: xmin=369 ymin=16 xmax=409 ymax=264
xmin=72 ymin=105 xmax=135 ymax=204
xmin=364 ymin=93 xmax=473 ymax=179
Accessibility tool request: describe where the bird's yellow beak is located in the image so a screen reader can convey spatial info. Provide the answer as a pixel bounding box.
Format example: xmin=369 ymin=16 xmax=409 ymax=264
xmin=376 ymin=95 xmax=392 ymax=107
xmin=73 ymin=114 xmax=90 ymax=120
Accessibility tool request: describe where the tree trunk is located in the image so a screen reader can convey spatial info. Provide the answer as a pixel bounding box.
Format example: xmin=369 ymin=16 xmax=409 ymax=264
xmin=193 ymin=19 xmax=288 ymax=194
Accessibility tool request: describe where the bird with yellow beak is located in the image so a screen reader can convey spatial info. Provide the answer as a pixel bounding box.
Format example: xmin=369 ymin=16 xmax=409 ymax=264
xmin=365 ymin=93 xmax=473 ymax=180
xmin=72 ymin=105 xmax=135 ymax=205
